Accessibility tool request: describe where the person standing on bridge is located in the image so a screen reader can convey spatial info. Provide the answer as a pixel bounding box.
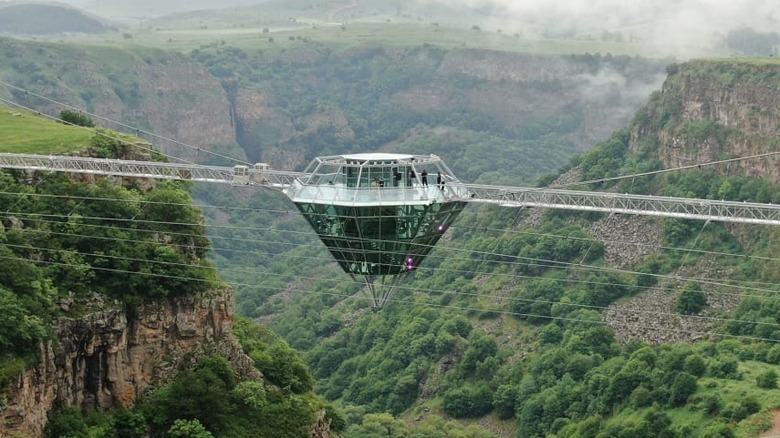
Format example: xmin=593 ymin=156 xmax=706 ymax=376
xmin=437 ymin=171 xmax=445 ymax=191
xmin=421 ymin=169 xmax=428 ymax=187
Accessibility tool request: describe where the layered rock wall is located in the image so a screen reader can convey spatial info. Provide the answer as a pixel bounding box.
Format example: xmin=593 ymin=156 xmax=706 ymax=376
xmin=1 ymin=289 xmax=257 ymax=438
xmin=630 ymin=61 xmax=780 ymax=182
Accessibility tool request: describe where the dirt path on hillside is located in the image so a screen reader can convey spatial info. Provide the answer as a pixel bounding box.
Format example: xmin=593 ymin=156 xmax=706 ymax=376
xmin=327 ymin=0 xmax=359 ymax=23
xmin=761 ymin=410 xmax=780 ymax=437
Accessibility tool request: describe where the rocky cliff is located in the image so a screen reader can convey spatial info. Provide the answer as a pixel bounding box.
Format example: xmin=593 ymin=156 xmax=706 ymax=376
xmin=630 ymin=60 xmax=780 ymax=182
xmin=1 ymin=289 xmax=258 ymax=438
xmin=597 ymin=60 xmax=780 ymax=344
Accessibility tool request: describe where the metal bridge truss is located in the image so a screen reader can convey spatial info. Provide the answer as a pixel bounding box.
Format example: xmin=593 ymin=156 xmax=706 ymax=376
xmin=1 ymin=153 xmax=780 ymax=226
xmin=0 ymin=153 xmax=305 ymax=188
xmin=464 ymin=184 xmax=780 ymax=226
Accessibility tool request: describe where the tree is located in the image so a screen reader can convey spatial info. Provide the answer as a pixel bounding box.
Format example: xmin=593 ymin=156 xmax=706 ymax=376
xmin=493 ymin=384 xmax=518 ymax=420
xmin=757 ymin=369 xmax=778 ymax=389
xmin=232 ymin=380 xmax=267 ymax=410
xmin=167 ymin=419 xmax=214 ymax=438
xmin=113 ymin=408 xmax=147 ymax=438
xmin=44 ymin=407 xmax=88 ymax=438
xmin=144 ymin=357 xmax=235 ymax=434
xmin=725 ymin=27 xmax=780 ymax=56
xmin=767 ymin=345 xmax=780 ymax=364
xmin=669 ymin=372 xmax=697 ymax=406
xmin=683 ymin=354 xmax=707 ymax=377
xmin=459 ymin=331 xmax=498 ymax=376
xmin=0 ymin=288 xmax=48 ymax=356
xmin=677 ymin=282 xmax=707 ymax=315
xmin=442 ymin=385 xmax=493 ymax=418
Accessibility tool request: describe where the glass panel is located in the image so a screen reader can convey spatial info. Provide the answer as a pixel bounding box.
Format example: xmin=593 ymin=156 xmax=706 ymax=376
xmin=295 ymin=201 xmax=466 ymax=276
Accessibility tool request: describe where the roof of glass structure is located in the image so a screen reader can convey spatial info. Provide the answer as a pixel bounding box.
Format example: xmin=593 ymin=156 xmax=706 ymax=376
xmin=286 ymin=153 xmax=469 ymax=206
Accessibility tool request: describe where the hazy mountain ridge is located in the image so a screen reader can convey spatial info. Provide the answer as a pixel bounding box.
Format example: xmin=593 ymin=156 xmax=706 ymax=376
xmin=0 ymin=3 xmax=112 ymax=35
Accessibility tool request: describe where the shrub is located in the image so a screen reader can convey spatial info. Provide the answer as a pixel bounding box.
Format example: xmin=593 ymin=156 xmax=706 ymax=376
xmin=683 ymin=354 xmax=707 ymax=377
xmin=677 ymin=282 xmax=707 ymax=315
xmin=757 ymin=369 xmax=778 ymax=389
xmin=59 ymin=109 xmax=95 ymax=127
xmin=703 ymin=394 xmax=722 ymax=416
xmin=708 ymin=355 xmax=740 ymax=379
xmin=699 ymin=422 xmax=736 ymax=438
xmin=669 ymin=372 xmax=697 ymax=406
xmin=767 ymin=345 xmax=780 ymax=364
xmin=442 ymin=385 xmax=494 ymax=418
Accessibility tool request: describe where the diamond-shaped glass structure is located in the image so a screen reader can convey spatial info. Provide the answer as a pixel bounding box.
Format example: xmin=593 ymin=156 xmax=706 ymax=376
xmin=285 ymin=153 xmax=469 ymax=306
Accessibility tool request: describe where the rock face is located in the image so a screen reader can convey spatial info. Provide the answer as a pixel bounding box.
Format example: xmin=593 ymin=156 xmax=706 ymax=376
xmin=0 ymin=289 xmax=258 ymax=438
xmin=600 ymin=60 xmax=780 ymax=344
xmin=630 ymin=60 xmax=780 ymax=183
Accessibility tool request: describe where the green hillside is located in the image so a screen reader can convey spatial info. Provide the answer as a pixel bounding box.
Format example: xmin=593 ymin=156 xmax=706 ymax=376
xmin=0 ymin=4 xmax=110 ymax=35
xmin=0 ymin=109 xmax=337 ymax=438
xmin=231 ymin=60 xmax=780 ymax=437
xmin=0 ymin=107 xmax=94 ymax=153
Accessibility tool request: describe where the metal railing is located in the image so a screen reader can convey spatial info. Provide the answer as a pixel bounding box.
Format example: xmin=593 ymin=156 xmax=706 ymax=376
xmin=462 ymin=184 xmax=780 ymax=226
xmin=0 ymin=153 xmax=304 ymax=188
xmin=2 ymin=153 xmax=780 ymax=225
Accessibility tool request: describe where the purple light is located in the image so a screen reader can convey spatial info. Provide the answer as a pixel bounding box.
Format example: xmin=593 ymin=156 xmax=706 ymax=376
xmin=438 ymin=225 xmax=444 ymax=231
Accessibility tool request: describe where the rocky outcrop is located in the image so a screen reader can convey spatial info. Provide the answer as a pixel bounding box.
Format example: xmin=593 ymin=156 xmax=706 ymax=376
xmin=587 ymin=214 xmax=663 ymax=269
xmin=0 ymin=289 xmax=258 ymax=438
xmin=600 ymin=61 xmax=780 ymax=344
xmin=630 ymin=61 xmax=780 ymax=182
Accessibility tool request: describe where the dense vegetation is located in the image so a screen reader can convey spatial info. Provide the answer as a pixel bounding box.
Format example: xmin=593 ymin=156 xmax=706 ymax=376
xmin=0 ymin=119 xmax=333 ymax=436
xmin=0 ymin=133 xmax=219 ymax=386
xmin=211 ymin=61 xmax=780 ymax=437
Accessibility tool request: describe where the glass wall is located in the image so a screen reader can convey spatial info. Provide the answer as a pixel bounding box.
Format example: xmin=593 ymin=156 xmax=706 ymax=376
xmin=295 ymin=200 xmax=466 ymax=276
xmin=343 ymin=162 xmax=420 ymax=189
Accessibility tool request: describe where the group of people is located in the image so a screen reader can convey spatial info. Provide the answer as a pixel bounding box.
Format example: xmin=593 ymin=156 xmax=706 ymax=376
xmin=410 ymin=169 xmax=445 ymax=190
xmin=371 ymin=169 xmax=447 ymax=190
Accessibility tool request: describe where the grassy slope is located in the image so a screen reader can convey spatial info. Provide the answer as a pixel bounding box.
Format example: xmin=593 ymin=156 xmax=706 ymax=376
xmin=37 ymin=0 xmax=704 ymax=57
xmin=53 ymin=21 xmax=666 ymax=56
xmin=0 ymin=106 xmax=93 ymax=153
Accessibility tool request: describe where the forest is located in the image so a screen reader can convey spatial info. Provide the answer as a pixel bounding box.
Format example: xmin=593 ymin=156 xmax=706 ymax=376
xmin=255 ymin=139 xmax=780 ymax=437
